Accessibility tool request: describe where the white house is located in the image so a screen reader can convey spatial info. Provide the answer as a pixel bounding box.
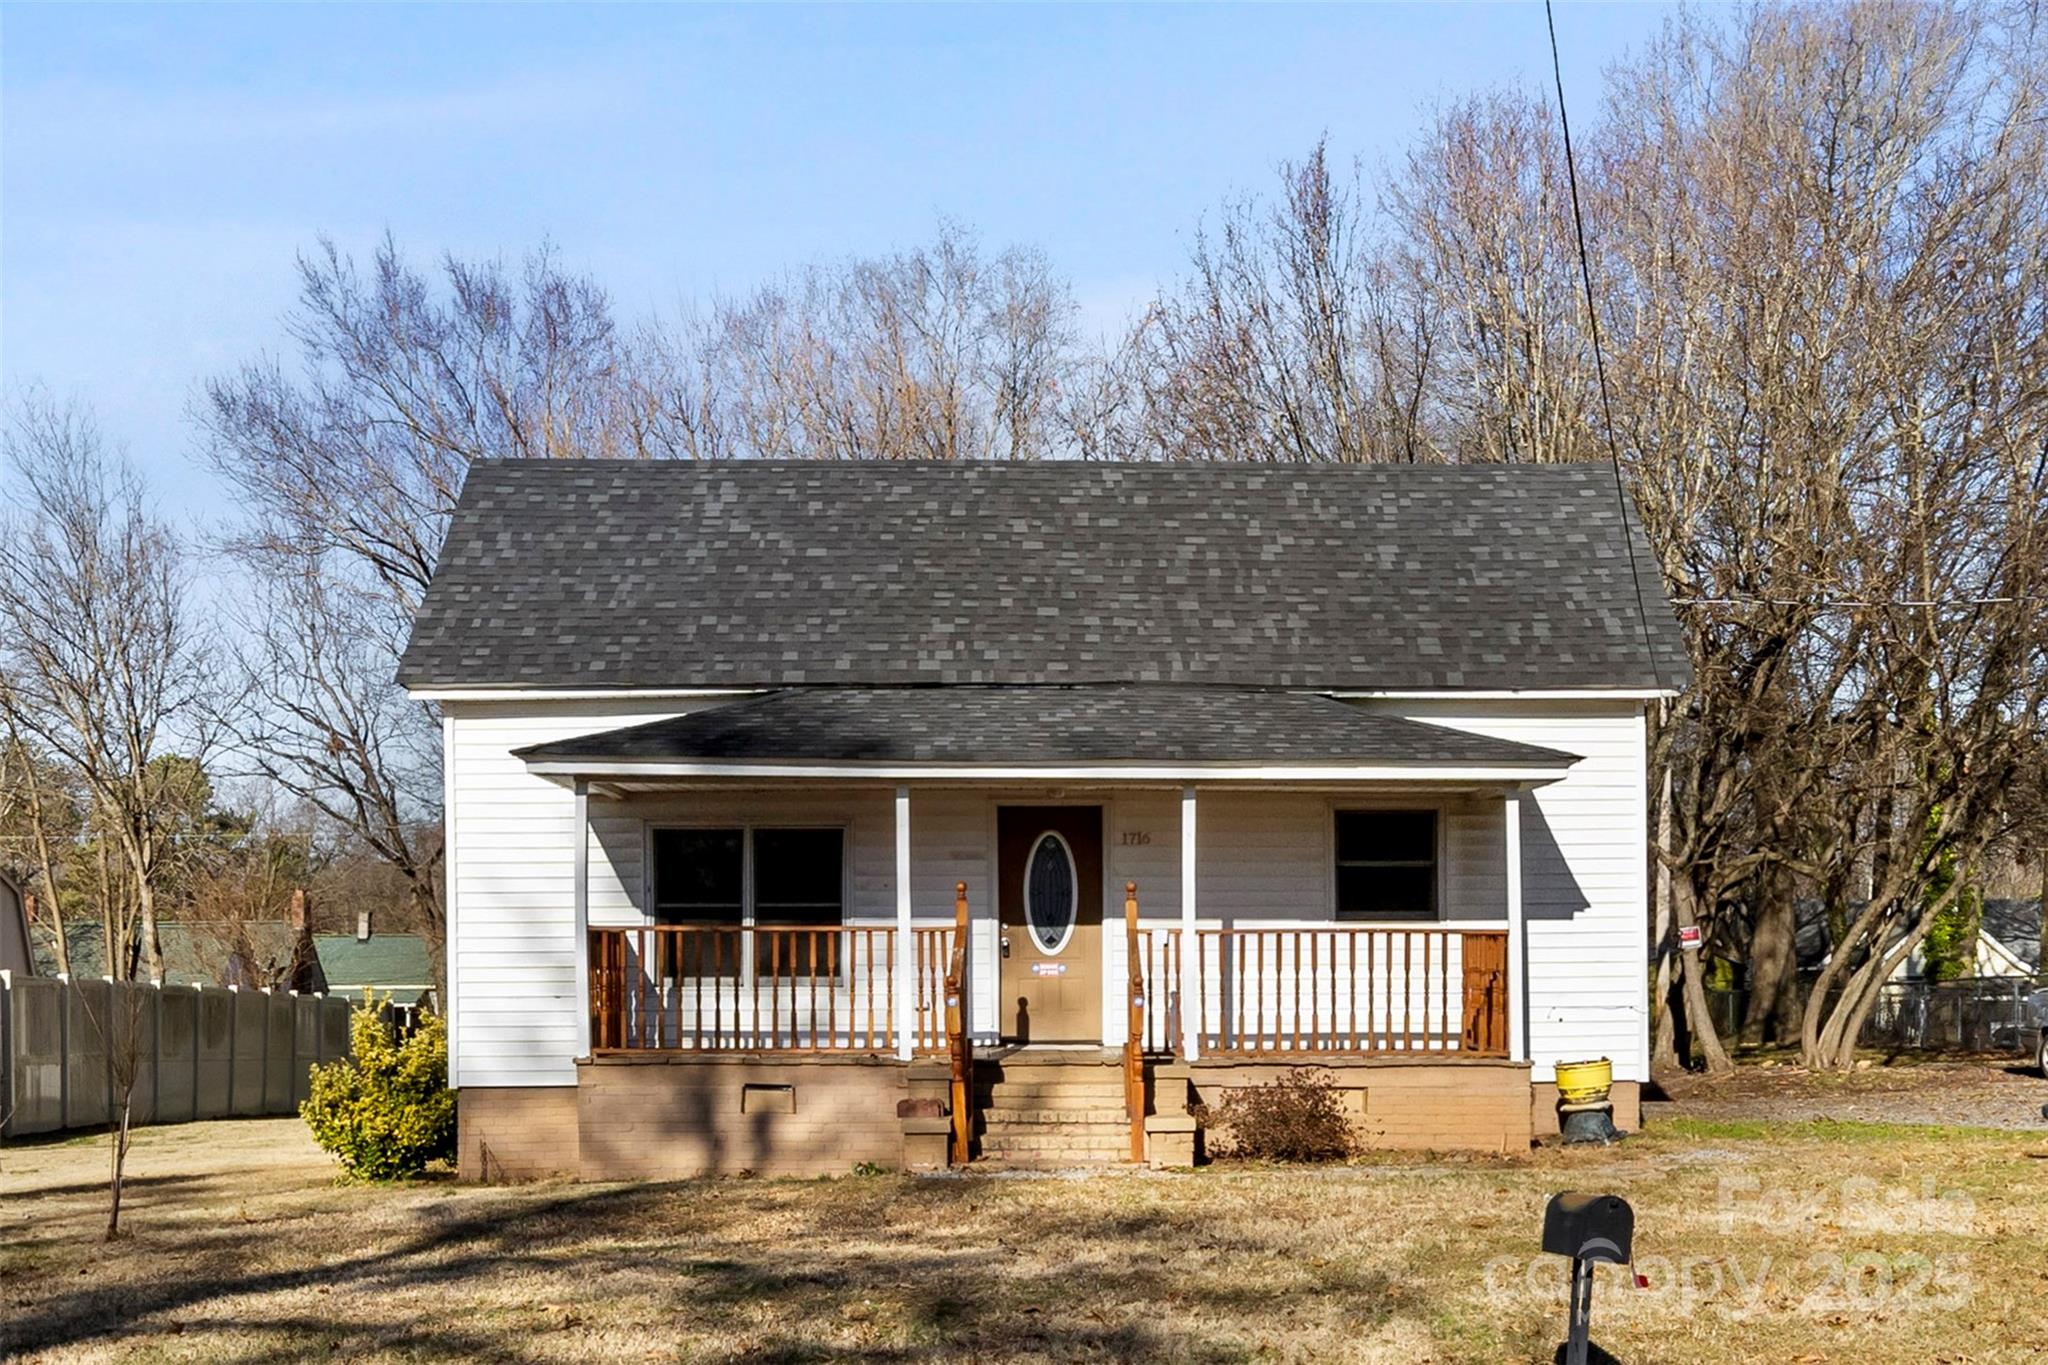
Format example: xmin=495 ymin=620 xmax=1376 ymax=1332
xmin=401 ymin=461 xmax=1688 ymax=1179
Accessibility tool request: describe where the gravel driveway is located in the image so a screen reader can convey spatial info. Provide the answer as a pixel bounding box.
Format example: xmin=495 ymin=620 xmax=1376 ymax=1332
xmin=1650 ymin=1055 xmax=2048 ymax=1131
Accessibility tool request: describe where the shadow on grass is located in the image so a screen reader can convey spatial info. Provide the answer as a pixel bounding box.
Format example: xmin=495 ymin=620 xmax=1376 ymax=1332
xmin=3 ymin=1171 xmax=217 ymax=1200
xmin=1 ymin=1176 xmax=1394 ymax=1362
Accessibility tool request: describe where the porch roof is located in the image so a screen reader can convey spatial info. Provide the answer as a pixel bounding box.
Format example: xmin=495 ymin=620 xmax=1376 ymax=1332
xmin=515 ymin=686 xmax=1578 ymax=780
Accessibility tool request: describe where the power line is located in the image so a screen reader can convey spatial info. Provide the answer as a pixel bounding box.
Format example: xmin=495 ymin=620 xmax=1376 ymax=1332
xmin=1544 ymin=0 xmax=1663 ymax=691
xmin=1674 ymin=596 xmax=2044 ymax=609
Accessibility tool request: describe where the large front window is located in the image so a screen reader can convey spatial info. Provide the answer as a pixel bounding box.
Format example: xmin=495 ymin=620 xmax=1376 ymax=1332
xmin=650 ymin=827 xmax=845 ymax=975
xmin=1334 ymin=809 xmax=1438 ymax=921
xmin=651 ymin=828 xmax=746 ymax=924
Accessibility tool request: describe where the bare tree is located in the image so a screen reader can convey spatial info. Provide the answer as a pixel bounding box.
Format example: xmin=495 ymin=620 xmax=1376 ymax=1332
xmin=95 ymin=981 xmax=150 ymax=1238
xmin=1123 ymin=1 xmax=2048 ymax=1071
xmin=201 ymin=239 xmax=682 ymax=967
xmin=701 ymin=222 xmax=1080 ymax=461
xmin=221 ymin=542 xmax=444 ymax=948
xmin=203 ymin=236 xmax=682 ymax=617
xmin=0 ymin=395 xmax=215 ymax=982
xmin=1112 ymin=141 xmax=1397 ymax=464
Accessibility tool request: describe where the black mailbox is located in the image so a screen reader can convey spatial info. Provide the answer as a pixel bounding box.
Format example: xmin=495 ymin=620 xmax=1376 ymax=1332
xmin=1544 ymin=1193 xmax=1634 ymax=1365
xmin=1542 ymin=1192 xmax=1633 ymax=1264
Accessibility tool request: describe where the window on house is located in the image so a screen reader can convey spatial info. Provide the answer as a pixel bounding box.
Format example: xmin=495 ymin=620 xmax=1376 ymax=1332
xmin=651 ymin=828 xmax=744 ymax=925
xmin=751 ymin=829 xmax=845 ymax=925
xmin=649 ymin=827 xmax=846 ymax=977
xmin=1335 ymin=810 xmax=1438 ymax=921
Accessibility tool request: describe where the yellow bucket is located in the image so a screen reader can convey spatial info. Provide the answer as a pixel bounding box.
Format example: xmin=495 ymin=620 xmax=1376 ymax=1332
xmin=1555 ymin=1058 xmax=1613 ymax=1106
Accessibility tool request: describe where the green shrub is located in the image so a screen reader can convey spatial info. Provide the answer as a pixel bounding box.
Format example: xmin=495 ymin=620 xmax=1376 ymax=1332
xmin=1194 ymin=1066 xmax=1355 ymax=1163
xmin=301 ymin=1001 xmax=456 ymax=1180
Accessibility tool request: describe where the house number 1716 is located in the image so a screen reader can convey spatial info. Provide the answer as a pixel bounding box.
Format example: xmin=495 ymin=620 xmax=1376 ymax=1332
xmin=1119 ymin=831 xmax=1152 ymax=846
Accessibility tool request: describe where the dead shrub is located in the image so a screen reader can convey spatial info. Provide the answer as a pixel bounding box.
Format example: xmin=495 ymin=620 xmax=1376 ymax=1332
xmin=1194 ymin=1067 xmax=1355 ymax=1162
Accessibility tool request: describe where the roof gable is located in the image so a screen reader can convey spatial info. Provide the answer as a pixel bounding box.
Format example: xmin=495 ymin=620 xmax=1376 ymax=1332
xmin=400 ymin=461 xmax=1690 ymax=693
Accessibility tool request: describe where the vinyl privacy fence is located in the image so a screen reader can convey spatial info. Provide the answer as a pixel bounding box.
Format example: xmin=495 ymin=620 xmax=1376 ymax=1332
xmin=0 ymin=970 xmax=354 ymax=1138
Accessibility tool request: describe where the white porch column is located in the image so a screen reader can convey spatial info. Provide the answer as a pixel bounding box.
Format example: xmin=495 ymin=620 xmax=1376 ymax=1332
xmin=894 ymin=785 xmax=914 ymax=1061
xmin=1504 ymin=789 xmax=1527 ymax=1063
xmin=1180 ymin=785 xmax=1200 ymax=1059
xmin=573 ymin=778 xmax=591 ymax=1059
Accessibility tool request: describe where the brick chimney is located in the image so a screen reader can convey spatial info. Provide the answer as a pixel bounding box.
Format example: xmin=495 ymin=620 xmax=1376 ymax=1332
xmin=288 ymin=888 xmax=309 ymax=932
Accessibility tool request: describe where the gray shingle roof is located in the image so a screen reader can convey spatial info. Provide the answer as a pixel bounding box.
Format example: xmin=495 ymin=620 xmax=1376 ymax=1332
xmin=1982 ymin=900 xmax=2043 ymax=973
xmin=400 ymin=460 xmax=1690 ymax=692
xmin=514 ymin=687 xmax=1579 ymax=769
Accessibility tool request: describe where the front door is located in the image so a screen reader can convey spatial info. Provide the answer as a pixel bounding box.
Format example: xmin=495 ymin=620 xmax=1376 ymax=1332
xmin=997 ymin=805 xmax=1104 ymax=1043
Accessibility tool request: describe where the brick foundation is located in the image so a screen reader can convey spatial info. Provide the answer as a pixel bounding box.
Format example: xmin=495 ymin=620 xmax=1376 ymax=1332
xmin=462 ymin=1057 xmax=1603 ymax=1178
xmin=576 ymin=1054 xmax=913 ymax=1179
xmin=458 ymin=1086 xmax=580 ymax=1181
xmin=1186 ymin=1058 xmax=1535 ymax=1155
xmin=1530 ymin=1079 xmax=1642 ymax=1138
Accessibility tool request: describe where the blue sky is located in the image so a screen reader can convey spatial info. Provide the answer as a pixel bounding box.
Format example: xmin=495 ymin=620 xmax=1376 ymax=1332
xmin=3 ymin=2 xmax=1675 ymax=513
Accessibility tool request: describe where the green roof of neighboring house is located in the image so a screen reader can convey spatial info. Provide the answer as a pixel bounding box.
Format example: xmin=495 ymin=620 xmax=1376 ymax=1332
xmin=314 ymin=933 xmax=435 ymax=1004
xmin=29 ymin=920 xmax=310 ymax=987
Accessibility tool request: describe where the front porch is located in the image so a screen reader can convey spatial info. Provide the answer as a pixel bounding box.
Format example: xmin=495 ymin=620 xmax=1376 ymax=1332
xmin=499 ymin=686 xmax=1574 ymax=1176
xmin=581 ymin=883 xmax=1519 ymax=1168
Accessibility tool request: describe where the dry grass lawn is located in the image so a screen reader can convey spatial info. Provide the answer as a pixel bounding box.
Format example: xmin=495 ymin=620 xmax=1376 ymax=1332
xmin=4 ymin=1107 xmax=2047 ymax=1362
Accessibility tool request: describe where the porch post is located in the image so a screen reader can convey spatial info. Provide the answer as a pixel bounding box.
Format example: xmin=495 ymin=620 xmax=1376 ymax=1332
xmin=894 ymin=785 xmax=915 ymax=1061
xmin=1180 ymin=786 xmax=1200 ymax=1059
xmin=1504 ymin=789 xmax=1527 ymax=1063
xmin=573 ymin=778 xmax=591 ymax=1059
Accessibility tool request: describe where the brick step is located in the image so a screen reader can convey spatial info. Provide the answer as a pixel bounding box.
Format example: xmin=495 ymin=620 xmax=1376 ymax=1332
xmin=980 ymin=1132 xmax=1136 ymax=1155
xmin=984 ymin=1064 xmax=1125 ymax=1080
xmin=980 ymin=1120 xmax=1132 ymax=1139
xmin=982 ymin=1084 xmax=1129 ymax=1103
xmin=962 ymin=1162 xmax=1138 ymax=1170
xmin=980 ymin=1108 xmax=1130 ymax=1127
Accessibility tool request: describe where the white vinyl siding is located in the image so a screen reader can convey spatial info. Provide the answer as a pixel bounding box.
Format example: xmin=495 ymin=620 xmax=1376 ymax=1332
xmin=444 ymin=695 xmax=1647 ymax=1087
xmin=445 ymin=698 xmax=726 ymax=1088
xmin=1363 ymin=699 xmax=1649 ymax=1083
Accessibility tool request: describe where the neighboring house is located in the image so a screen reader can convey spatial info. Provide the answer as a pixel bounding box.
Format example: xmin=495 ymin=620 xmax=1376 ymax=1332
xmin=1797 ymin=898 xmax=2045 ymax=984
xmin=402 ymin=461 xmax=1689 ymax=1180
xmin=314 ymin=917 xmax=437 ymax=1008
xmin=1973 ymin=900 xmax=2043 ymax=979
xmin=28 ymin=901 xmax=323 ymax=993
xmin=0 ymin=871 xmax=31 ymax=977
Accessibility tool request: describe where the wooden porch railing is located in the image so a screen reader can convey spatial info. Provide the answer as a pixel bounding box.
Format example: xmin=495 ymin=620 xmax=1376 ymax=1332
xmin=588 ymin=920 xmax=959 ymax=1054
xmin=1121 ymin=881 xmax=1146 ymax=1161
xmin=1135 ymin=925 xmax=1510 ymax=1058
xmin=942 ymin=882 xmax=973 ymax=1164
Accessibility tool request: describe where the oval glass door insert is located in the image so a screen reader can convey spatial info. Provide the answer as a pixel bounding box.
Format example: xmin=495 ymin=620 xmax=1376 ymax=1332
xmin=1025 ymin=832 xmax=1078 ymax=953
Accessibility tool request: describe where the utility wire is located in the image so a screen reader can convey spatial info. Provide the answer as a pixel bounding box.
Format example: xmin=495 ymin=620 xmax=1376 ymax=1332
xmin=1544 ymin=0 xmax=1664 ymax=690
xmin=1674 ymin=596 xmax=2044 ymax=609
